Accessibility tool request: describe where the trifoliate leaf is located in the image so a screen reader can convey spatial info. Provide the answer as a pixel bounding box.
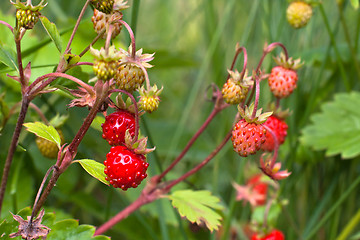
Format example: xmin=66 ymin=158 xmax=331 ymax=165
xmin=168 ymin=190 xmax=223 ymax=232
xmin=40 ymin=16 xmax=62 ymax=53
xmin=300 ymin=92 xmax=360 ymax=159
xmin=24 ymin=122 xmax=61 ymax=149
xmin=75 ymin=159 xmax=109 ymax=186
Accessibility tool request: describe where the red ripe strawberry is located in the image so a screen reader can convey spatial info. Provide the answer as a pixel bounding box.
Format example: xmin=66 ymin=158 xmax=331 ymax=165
xmin=251 ymin=229 xmax=285 ymax=240
xmin=232 ymin=119 xmax=266 ymax=157
xmin=268 ymin=66 xmax=298 ymax=98
xmin=232 ymin=104 xmax=271 ymax=157
xmin=247 ymin=174 xmax=268 ymax=206
xmin=268 ymin=53 xmax=302 ymax=98
xmin=102 ymin=110 xmax=136 ymax=146
xmin=104 ymin=146 xmax=149 ymax=190
xmin=261 ymin=116 xmax=288 ymax=152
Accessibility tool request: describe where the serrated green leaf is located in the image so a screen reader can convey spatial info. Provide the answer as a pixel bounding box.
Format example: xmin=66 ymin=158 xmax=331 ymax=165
xmin=40 ymin=16 xmax=63 ymax=53
xmin=300 ymin=92 xmax=360 ymax=159
xmin=47 ymin=219 xmax=110 ymax=240
xmin=23 ymin=122 xmax=61 ymax=149
xmin=168 ymin=190 xmax=223 ymax=232
xmin=0 ymin=45 xmax=18 ymax=71
xmin=350 ymin=0 xmax=359 ymax=9
xmin=75 ymin=159 xmax=109 ymax=186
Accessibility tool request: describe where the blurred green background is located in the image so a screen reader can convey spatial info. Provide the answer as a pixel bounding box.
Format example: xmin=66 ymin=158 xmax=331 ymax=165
xmin=0 ymin=0 xmax=359 ymax=239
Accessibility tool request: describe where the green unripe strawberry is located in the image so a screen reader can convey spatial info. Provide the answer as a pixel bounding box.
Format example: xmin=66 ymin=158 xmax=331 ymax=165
xmin=36 ymin=129 xmax=64 ymax=159
xmin=286 ymin=1 xmax=313 ymax=29
xmin=116 ymin=63 xmax=145 ymax=92
xmin=16 ymin=8 xmax=40 ymax=29
xmin=90 ymin=46 xmax=121 ymax=81
xmin=138 ymin=85 xmax=163 ymax=113
xmin=93 ymin=60 xmax=118 ymax=81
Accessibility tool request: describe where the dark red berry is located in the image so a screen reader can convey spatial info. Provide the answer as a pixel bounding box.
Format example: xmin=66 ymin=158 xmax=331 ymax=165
xmin=104 ymin=146 xmax=149 ymax=190
xmin=251 ymin=229 xmax=285 ymax=240
xmin=102 ymin=110 xmax=136 ymax=146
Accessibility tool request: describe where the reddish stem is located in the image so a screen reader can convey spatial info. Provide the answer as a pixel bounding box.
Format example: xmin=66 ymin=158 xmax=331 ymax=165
xmin=33 ymin=82 xmax=109 ymax=216
xmin=65 ymin=0 xmax=92 ymax=52
xmin=0 ymin=20 xmax=14 ymax=33
xmin=164 ymin=130 xmax=232 ymax=191
xmin=28 ymin=72 xmax=94 ymax=99
xmin=157 ymin=106 xmax=223 ymax=182
xmin=118 ymin=20 xmax=136 ymax=59
xmin=227 ymin=45 xmax=248 ymax=80
xmin=0 ymin=97 xmax=30 ymax=216
xmin=262 ymin=125 xmax=279 ymax=169
xmin=15 ymin=37 xmax=25 ymax=91
xmin=29 ymin=102 xmax=49 ymax=124
xmin=79 ymin=30 xmax=105 ymax=58
xmin=251 ymin=75 xmax=261 ymax=119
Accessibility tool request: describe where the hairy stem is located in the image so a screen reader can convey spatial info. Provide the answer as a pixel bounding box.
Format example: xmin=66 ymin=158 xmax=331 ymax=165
xmin=0 ymin=97 xmax=30 ymax=216
xmin=33 ymin=81 xmax=109 ymax=215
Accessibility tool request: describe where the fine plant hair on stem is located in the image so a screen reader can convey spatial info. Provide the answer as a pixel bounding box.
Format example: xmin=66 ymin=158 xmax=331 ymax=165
xmin=108 ymin=89 xmax=141 ymax=144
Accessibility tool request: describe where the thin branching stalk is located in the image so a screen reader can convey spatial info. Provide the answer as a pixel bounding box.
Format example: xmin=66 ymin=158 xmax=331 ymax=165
xmin=65 ymin=0 xmax=92 ymax=52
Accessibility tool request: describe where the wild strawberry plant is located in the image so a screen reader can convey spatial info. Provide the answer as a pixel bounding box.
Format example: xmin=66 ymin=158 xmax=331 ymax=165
xmin=0 ymin=0 xmax=359 ymax=239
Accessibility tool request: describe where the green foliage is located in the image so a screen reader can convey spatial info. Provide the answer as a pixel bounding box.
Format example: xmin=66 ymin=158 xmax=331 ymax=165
xmin=251 ymin=202 xmax=282 ymax=228
xmin=23 ymin=122 xmax=61 ymax=149
xmin=350 ymin=0 xmax=359 ymax=9
xmin=75 ymin=159 xmax=109 ymax=186
xmin=300 ymin=92 xmax=360 ymax=159
xmin=39 ymin=16 xmax=63 ymax=53
xmin=168 ymin=190 xmax=223 ymax=232
xmin=0 ymin=207 xmax=110 ymax=240
xmin=0 ymin=45 xmax=18 ymax=71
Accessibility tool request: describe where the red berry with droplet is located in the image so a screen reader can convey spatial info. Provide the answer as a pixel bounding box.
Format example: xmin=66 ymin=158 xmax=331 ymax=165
xmin=104 ymin=146 xmax=149 ymax=190
xmin=232 ymin=119 xmax=266 ymax=157
xmin=102 ymin=110 xmax=136 ymax=146
xmin=251 ymin=229 xmax=285 ymax=240
xmin=261 ymin=116 xmax=288 ymax=152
